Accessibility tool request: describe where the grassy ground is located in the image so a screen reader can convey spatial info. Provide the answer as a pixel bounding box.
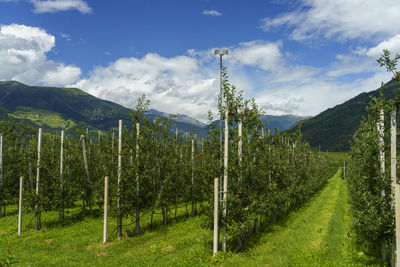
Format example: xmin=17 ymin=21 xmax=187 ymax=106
xmin=0 ymin=168 xmax=380 ymax=266
xmin=0 ymin=204 xmax=212 ymax=266
xmin=224 ymin=168 xmax=379 ymax=267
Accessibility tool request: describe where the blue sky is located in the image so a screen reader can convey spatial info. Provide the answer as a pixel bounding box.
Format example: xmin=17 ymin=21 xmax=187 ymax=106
xmin=0 ymin=0 xmax=399 ymax=122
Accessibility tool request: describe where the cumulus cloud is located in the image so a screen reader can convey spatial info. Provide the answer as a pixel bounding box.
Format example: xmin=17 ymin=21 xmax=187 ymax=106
xmin=261 ymin=0 xmax=400 ymax=42
xmin=0 ymin=24 xmax=81 ymax=86
xmin=228 ymin=41 xmax=282 ymax=71
xmin=74 ymin=53 xmax=218 ymax=121
xmin=202 ymin=10 xmax=222 ymax=16
xmin=30 ymin=0 xmax=92 ymax=14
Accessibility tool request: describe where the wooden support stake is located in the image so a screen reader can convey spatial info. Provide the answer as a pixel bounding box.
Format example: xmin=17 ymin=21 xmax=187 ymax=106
xmin=35 ymin=128 xmax=42 ymax=230
xmin=18 ymin=176 xmax=23 ymax=235
xmin=117 ymin=120 xmax=122 ymax=238
xmin=59 ymin=130 xmax=64 ymax=222
xmin=213 ymin=177 xmax=219 ymax=256
xmin=377 ymin=110 xmax=386 ymax=262
xmin=135 ymin=122 xmax=140 ymax=234
xmin=103 ymin=176 xmax=109 ymax=244
xmin=238 ymin=120 xmax=242 ymax=183
xmin=191 ymin=137 xmax=195 ymax=216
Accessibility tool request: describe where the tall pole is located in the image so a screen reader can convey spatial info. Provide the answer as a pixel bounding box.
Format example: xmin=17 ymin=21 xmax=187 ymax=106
xmin=135 ymin=122 xmax=140 ymax=234
xmin=377 ymin=110 xmax=386 ymax=261
xmin=103 ymin=176 xmax=109 ymax=244
xmin=391 ymin=109 xmax=399 ymax=266
xmin=238 ymin=119 xmax=243 ymax=183
xmin=191 ymin=136 xmax=195 ymax=216
xmin=222 ymin=104 xmax=229 ymax=252
xmin=214 ymin=48 xmax=228 ymax=252
xmin=35 ymin=128 xmax=42 ymax=230
xmin=18 ymin=176 xmax=23 ymax=235
xmin=219 ymin=54 xmax=223 ymax=204
xmin=213 ymin=177 xmax=219 ymax=255
xmin=59 ymin=130 xmax=64 ymax=222
xmin=117 ymin=120 xmax=122 ymax=238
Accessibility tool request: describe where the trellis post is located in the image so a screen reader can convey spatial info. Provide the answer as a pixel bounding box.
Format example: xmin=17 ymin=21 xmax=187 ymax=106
xmin=117 ymin=120 xmax=122 ymax=238
xmin=135 ymin=122 xmax=140 ymax=234
xmin=391 ymin=109 xmax=399 ymax=266
xmin=18 ymin=176 xmax=23 ymax=235
xmin=103 ymin=176 xmax=109 ymax=244
xmin=59 ymin=130 xmax=64 ymax=222
xmin=35 ymin=128 xmax=42 ymax=230
xmin=213 ymin=177 xmax=219 ymax=255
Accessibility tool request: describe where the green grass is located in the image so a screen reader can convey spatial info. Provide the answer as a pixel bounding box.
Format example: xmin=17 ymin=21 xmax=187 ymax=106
xmin=0 ymin=169 xmax=381 ymax=266
xmin=223 ymin=168 xmax=379 ymax=267
xmin=0 ymin=204 xmax=212 ymax=266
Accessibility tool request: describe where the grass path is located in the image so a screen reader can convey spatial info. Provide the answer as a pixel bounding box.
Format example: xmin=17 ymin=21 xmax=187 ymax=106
xmin=225 ymin=168 xmax=380 ymax=266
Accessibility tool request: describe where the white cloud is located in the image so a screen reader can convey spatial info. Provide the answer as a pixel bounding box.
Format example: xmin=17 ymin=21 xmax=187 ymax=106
xmin=30 ymin=0 xmax=92 ymax=14
xmin=228 ymin=41 xmax=282 ymax=71
xmin=0 ymin=24 xmax=81 ymax=86
xmin=261 ymin=0 xmax=400 ymax=42
xmin=74 ymin=53 xmax=218 ymax=121
xmin=366 ymin=34 xmax=400 ymax=58
xmin=73 ymin=38 xmax=394 ymax=121
xmin=202 ymin=10 xmax=222 ymax=16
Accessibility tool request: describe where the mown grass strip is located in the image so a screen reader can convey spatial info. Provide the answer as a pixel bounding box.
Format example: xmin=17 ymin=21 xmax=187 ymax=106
xmin=224 ymin=169 xmax=379 ymax=267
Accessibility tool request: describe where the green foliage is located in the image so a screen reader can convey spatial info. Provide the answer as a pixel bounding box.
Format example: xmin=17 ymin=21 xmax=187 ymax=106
xmin=347 ymin=50 xmax=400 ymax=262
xmin=377 ymin=49 xmax=400 ymax=79
xmin=202 ymin=67 xmax=332 ymax=251
xmin=347 ymin=94 xmax=394 ymax=259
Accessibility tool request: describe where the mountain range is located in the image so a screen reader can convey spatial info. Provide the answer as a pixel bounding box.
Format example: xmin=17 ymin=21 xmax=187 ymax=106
xmin=0 ymin=81 xmax=306 ymax=136
xmin=287 ymin=80 xmax=400 ymax=151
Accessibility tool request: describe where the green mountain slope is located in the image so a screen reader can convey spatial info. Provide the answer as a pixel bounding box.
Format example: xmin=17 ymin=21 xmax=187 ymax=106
xmin=0 ymin=81 xmax=207 ymax=134
xmin=287 ymin=80 xmax=400 ymax=151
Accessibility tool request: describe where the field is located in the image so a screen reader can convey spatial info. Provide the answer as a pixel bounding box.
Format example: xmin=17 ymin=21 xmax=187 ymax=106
xmin=0 ymin=167 xmax=381 ymax=266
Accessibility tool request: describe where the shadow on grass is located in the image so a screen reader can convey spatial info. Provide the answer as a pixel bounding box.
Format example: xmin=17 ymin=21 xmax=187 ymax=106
xmin=33 ymin=206 xmax=103 ymax=230
xmin=124 ymin=211 xmax=200 ymax=239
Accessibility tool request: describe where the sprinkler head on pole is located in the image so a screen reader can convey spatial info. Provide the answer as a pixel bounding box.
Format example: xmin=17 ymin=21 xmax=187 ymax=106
xmin=214 ymin=49 xmax=228 ymax=56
